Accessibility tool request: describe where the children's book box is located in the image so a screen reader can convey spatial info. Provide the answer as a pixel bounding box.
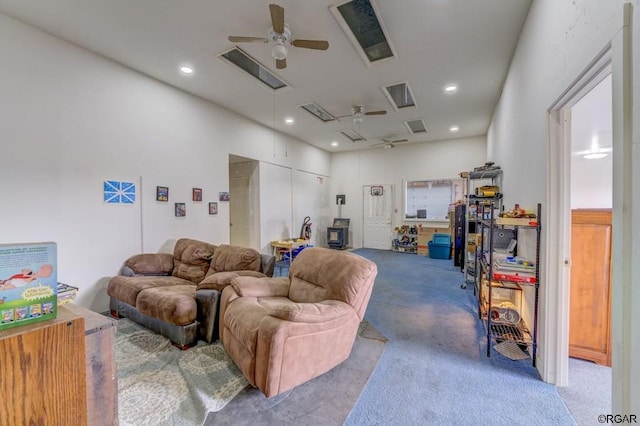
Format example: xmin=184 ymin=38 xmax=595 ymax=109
xmin=0 ymin=242 xmax=57 ymax=331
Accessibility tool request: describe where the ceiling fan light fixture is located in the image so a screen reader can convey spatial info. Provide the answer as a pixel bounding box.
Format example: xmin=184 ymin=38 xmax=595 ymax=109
xmin=583 ymin=152 xmax=608 ymax=160
xmin=272 ymin=42 xmax=288 ymax=60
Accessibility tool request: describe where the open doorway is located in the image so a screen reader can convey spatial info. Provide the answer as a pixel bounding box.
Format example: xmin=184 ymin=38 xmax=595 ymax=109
xmin=548 ymin=49 xmax=613 ymax=422
xmin=229 ymin=154 xmax=259 ymax=249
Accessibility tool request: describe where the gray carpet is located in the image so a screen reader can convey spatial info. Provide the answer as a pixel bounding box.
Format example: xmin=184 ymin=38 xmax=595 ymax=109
xmin=344 ymin=249 xmax=576 ymax=426
xmin=557 ymin=358 xmax=611 ymax=426
xmin=204 ymin=321 xmax=387 ymax=425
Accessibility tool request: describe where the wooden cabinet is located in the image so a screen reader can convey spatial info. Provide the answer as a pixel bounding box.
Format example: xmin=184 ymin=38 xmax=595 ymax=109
xmin=0 ymin=304 xmax=118 ymax=426
xmin=569 ymin=209 xmax=612 ymax=366
xmin=0 ymin=307 xmax=87 ymax=426
xmin=65 ymin=304 xmax=118 ymax=425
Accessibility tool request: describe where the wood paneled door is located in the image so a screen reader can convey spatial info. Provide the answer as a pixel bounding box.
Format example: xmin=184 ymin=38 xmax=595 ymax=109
xmin=569 ymin=209 xmax=612 ymax=366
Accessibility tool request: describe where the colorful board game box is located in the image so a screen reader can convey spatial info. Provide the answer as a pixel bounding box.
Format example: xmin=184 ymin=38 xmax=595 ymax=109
xmin=0 ymin=242 xmax=57 ymax=331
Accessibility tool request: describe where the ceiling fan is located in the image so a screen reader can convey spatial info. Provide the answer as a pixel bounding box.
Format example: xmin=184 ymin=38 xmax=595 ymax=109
xmin=334 ymin=105 xmax=387 ymax=124
xmin=228 ymin=4 xmax=329 ymax=69
xmin=370 ymin=137 xmax=410 ymax=149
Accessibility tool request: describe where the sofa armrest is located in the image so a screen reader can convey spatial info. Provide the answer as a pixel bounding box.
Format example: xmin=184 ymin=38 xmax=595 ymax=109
xmin=258 ymin=299 xmax=353 ymax=323
xmin=121 ymin=253 xmax=174 ymax=277
xmin=261 ymin=254 xmax=276 ymax=277
xmin=195 ymin=289 xmax=221 ymax=343
xmin=230 ymin=276 xmax=290 ymax=297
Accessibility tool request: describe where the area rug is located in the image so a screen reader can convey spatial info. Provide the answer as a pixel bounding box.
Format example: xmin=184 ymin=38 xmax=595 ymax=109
xmin=115 ymin=318 xmax=248 ymax=426
xmin=204 ymin=320 xmax=387 ymax=425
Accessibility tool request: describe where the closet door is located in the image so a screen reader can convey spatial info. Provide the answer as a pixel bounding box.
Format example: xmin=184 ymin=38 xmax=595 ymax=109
xmin=569 ymin=209 xmax=612 ymax=366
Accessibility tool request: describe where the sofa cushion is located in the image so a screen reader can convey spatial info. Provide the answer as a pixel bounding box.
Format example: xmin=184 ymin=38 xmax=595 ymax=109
xmin=107 ymin=275 xmax=189 ymax=307
xmin=123 ymin=253 xmax=174 ymax=276
xmin=136 ymin=285 xmax=197 ymax=326
xmin=171 ymin=238 xmax=216 ymax=284
xmin=198 ymin=270 xmax=267 ymax=292
xmin=208 ymin=245 xmax=262 ymax=275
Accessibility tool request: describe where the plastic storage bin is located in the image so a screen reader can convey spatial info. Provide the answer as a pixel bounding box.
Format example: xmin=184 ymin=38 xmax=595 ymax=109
xmin=428 ymin=234 xmax=452 ymax=259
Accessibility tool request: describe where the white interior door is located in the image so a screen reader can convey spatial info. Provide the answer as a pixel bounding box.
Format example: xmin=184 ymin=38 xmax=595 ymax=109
xmin=363 ymin=184 xmax=393 ymax=249
xmin=229 ymin=176 xmax=250 ymax=247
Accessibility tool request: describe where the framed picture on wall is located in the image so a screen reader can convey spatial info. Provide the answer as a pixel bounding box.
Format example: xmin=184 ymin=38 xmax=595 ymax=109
xmin=192 ymin=188 xmax=202 ymax=202
xmin=209 ymin=202 xmax=218 ymax=215
xmin=156 ymin=186 xmax=169 ymax=202
xmin=175 ymin=202 xmax=186 ymax=217
xmin=219 ymin=192 xmax=230 ymax=202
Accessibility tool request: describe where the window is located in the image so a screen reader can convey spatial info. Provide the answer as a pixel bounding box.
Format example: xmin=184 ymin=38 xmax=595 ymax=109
xmin=330 ymin=0 xmax=397 ymax=66
xmin=383 ymin=82 xmax=416 ymax=110
xmin=218 ymin=47 xmax=289 ymax=91
xmin=403 ymin=179 xmax=453 ymax=221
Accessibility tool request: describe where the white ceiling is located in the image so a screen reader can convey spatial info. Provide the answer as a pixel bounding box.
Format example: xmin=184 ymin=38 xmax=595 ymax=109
xmin=0 ymin=0 xmax=532 ymax=152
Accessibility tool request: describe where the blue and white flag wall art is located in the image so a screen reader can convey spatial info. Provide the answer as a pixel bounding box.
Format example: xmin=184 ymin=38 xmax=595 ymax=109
xmin=104 ymin=180 xmax=136 ymax=204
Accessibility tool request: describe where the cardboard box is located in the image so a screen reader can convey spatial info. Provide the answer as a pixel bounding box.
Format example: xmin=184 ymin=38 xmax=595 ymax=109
xmin=417 ymin=226 xmax=451 ymax=238
xmin=417 ymin=244 xmax=429 ymax=255
xmin=0 ymin=242 xmax=57 ymax=330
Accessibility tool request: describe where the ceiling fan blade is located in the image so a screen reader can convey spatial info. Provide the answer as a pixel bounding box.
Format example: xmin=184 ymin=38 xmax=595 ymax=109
xmin=364 ymin=110 xmax=387 ymax=116
xmin=228 ymin=36 xmax=269 ymax=43
xmin=291 ymin=39 xmax=330 ymax=50
xmin=276 ymin=58 xmax=287 ymax=69
xmin=269 ymin=4 xmax=285 ymax=34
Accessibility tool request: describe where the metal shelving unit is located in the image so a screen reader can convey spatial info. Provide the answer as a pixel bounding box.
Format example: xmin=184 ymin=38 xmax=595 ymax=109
xmin=461 ymin=168 xmax=503 ymax=289
xmin=477 ymin=202 xmax=541 ymax=366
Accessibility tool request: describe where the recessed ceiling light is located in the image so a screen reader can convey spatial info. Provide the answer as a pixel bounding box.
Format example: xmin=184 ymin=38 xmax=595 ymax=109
xmin=331 ymin=141 xmax=339 ymax=147
xmin=444 ymin=84 xmax=458 ymax=93
xmin=284 ymin=117 xmax=294 ymax=125
xmin=449 ymin=126 xmax=459 ymax=133
xmin=180 ymin=65 xmax=193 ymax=75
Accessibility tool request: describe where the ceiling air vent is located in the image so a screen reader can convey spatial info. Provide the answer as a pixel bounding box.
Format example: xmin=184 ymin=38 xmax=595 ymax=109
xmin=404 ymin=119 xmax=428 ymax=134
xmin=218 ymin=47 xmax=290 ymax=92
xmin=383 ymin=82 xmax=416 ymax=111
xmin=299 ymin=103 xmax=337 ymax=123
xmin=339 ymin=129 xmax=367 ymax=142
xmin=330 ymin=0 xmax=397 ymax=66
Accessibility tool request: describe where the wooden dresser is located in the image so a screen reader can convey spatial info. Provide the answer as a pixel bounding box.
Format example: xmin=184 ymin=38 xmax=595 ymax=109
xmin=0 ymin=304 xmax=117 ymax=426
xmin=569 ymin=209 xmax=612 ymax=366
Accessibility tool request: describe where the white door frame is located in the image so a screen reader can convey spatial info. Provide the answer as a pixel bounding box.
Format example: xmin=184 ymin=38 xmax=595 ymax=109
xmin=547 ymin=46 xmax=611 ymax=386
xmin=546 ymin=4 xmax=636 ymax=414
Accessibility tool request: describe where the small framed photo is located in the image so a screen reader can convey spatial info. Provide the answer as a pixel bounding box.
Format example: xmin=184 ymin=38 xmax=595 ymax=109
xmin=192 ymin=188 xmax=202 ymax=202
xmin=219 ymin=192 xmax=230 ymax=202
xmin=175 ymin=202 xmax=186 ymax=217
xmin=371 ymin=185 xmax=383 ymax=196
xmin=156 ymin=186 xmax=169 ymax=202
xmin=209 ymin=202 xmax=218 ymax=215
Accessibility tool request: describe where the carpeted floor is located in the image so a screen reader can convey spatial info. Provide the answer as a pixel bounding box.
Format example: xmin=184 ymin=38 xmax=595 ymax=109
xmin=115 ymin=318 xmax=248 ymax=426
xmin=557 ymin=358 xmax=611 ymax=426
xmin=344 ymin=249 xmax=576 ymax=426
xmin=203 ymin=321 xmax=387 ymax=425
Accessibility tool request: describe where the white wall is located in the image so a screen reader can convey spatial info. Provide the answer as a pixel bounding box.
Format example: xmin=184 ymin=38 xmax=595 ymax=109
xmin=571 ymin=74 xmax=613 ymax=208
xmin=488 ymin=0 xmax=639 ymax=414
xmin=330 ymin=136 xmax=486 ymax=248
xmin=0 ymin=13 xmax=330 ymax=312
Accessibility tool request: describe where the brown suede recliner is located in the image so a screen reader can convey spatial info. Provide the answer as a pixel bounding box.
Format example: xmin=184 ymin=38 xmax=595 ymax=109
xmin=219 ymin=247 xmax=378 ymax=398
xmin=107 ymin=239 xmax=275 ymax=348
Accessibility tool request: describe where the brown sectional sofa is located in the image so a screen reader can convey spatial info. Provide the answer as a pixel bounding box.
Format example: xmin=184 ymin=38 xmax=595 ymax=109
xmin=107 ymin=238 xmax=275 ymax=348
xmin=219 ymin=247 xmax=378 ymax=397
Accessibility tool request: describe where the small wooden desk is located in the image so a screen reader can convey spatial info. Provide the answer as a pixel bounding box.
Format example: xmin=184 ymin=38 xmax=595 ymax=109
xmin=271 ymin=239 xmax=309 ymax=263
